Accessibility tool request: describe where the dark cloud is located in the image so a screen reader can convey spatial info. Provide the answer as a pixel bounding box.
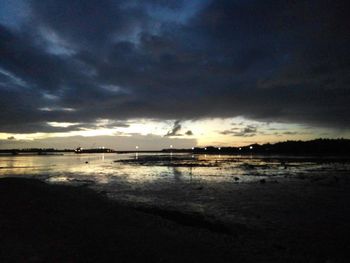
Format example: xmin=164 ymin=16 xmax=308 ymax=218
xmin=0 ymin=0 xmax=349 ymax=133
xmin=165 ymin=120 xmax=182 ymax=137
xmin=220 ymin=125 xmax=257 ymax=137
xmin=185 ymin=130 xmax=193 ymax=136
xmin=165 ymin=121 xmax=194 ymax=137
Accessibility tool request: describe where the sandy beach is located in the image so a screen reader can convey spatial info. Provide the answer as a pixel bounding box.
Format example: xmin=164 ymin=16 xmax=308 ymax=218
xmin=1 ymin=176 xmax=349 ymax=262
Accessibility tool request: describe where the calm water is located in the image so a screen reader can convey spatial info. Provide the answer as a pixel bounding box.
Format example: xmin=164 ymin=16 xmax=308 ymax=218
xmin=1 ymin=153 xmax=349 ymax=221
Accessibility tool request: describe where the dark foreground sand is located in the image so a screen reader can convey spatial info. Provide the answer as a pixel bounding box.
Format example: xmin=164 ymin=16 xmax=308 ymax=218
xmin=0 ymin=177 xmax=350 ymax=262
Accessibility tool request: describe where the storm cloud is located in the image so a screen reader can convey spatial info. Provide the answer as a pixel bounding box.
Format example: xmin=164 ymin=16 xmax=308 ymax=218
xmin=0 ymin=0 xmax=349 ymax=133
xmin=165 ymin=120 xmax=182 ymax=137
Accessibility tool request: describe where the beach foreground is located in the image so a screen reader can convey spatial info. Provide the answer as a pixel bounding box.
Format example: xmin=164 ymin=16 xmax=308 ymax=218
xmin=0 ymin=177 xmax=349 ymax=262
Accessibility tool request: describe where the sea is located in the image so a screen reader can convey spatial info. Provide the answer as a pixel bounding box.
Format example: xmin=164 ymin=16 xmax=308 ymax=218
xmin=1 ymin=152 xmax=349 ymax=223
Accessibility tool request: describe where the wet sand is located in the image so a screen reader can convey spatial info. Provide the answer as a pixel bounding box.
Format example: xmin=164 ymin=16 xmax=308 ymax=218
xmin=0 ymin=177 xmax=350 ymax=262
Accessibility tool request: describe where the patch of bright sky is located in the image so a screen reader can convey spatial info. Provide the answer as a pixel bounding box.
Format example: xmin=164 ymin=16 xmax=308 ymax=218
xmin=117 ymin=119 xmax=170 ymax=136
xmin=42 ymin=92 xmax=60 ymax=101
xmin=1 ymin=117 xmax=348 ymax=149
xmin=0 ymin=132 xmax=48 ymax=141
xmin=47 ymin=122 xmax=80 ymax=128
xmin=100 ymin=84 xmax=128 ymax=93
xmin=0 ymin=67 xmax=27 ymax=88
xmin=179 ymin=117 xmax=335 ymax=147
xmin=39 ymin=27 xmax=76 ymax=56
xmin=39 ymin=107 xmax=76 ymax=112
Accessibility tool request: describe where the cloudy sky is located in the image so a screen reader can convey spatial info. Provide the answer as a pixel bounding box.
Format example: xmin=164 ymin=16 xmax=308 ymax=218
xmin=0 ymin=0 xmax=349 ymax=150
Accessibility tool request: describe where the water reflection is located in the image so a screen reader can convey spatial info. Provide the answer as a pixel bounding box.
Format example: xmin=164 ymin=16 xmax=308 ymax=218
xmin=1 ymin=153 xmax=349 ymax=221
xmin=1 ymin=153 xmax=349 ymax=182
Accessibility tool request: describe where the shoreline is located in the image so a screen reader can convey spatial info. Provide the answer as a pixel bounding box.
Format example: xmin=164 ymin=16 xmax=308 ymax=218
xmin=1 ymin=177 xmax=350 ymax=262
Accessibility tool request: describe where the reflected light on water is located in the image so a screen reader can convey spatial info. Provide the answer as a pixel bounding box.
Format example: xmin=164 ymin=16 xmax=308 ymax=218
xmin=1 ymin=153 xmax=349 ymax=221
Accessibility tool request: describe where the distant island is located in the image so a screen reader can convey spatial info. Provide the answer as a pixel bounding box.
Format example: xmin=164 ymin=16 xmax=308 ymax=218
xmin=0 ymin=147 xmax=116 ymax=155
xmin=0 ymin=139 xmax=349 ymax=156
xmin=163 ymin=138 xmax=350 ymax=156
xmin=74 ymin=147 xmax=115 ymax=154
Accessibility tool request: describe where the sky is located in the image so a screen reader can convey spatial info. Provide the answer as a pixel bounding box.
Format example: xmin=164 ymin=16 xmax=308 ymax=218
xmin=0 ymin=0 xmax=349 ymax=150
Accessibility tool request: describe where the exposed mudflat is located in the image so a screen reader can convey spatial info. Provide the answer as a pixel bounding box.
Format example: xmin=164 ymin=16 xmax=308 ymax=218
xmin=1 ymin=176 xmax=350 ymax=262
